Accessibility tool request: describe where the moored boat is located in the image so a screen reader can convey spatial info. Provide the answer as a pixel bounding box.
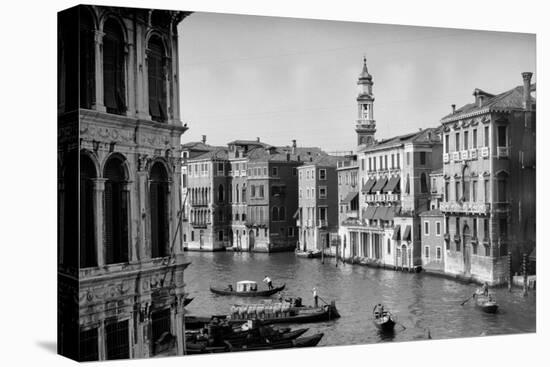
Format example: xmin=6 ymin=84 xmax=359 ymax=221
xmin=210 ymin=280 xmax=286 ymax=297
xmin=372 ymin=304 xmax=395 ymax=333
xmin=295 ymin=249 xmax=322 ymax=258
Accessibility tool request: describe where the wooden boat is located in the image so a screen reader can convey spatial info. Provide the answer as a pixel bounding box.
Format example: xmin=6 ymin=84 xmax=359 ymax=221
xmin=372 ymin=304 xmax=395 ymax=333
xmin=186 ymin=332 xmax=324 ymax=354
xmin=474 ymin=290 xmax=499 ymax=313
xmin=183 ymin=297 xmax=194 ymax=306
xmin=210 ymin=280 xmax=286 ymax=297
xmin=228 ymin=300 xmax=340 ymax=324
xmin=295 ymin=249 xmax=322 ymax=258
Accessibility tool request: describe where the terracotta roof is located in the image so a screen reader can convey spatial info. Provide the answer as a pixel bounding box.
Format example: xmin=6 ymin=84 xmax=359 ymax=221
xmin=419 ymin=209 xmax=443 ymax=217
xmin=441 ymin=84 xmax=536 ymax=122
xmin=359 ymin=127 xmax=442 ymax=153
xmin=181 ymin=141 xmax=224 ymax=151
xmin=191 ymin=148 xmax=228 ymax=160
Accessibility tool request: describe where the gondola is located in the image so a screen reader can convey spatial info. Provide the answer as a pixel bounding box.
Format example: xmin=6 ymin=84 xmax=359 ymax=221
xmin=474 ymin=290 xmax=499 ymax=313
xmin=210 ymin=280 xmax=285 ymax=297
xmin=372 ymin=304 xmax=395 ymax=333
xmin=295 ymin=249 xmax=322 ymax=258
xmin=229 ymin=300 xmax=340 ymax=324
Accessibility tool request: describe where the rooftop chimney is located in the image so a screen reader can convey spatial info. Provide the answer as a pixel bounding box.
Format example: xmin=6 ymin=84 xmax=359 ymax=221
xmin=201 ymin=135 xmax=207 ymax=144
xmin=292 ymin=139 xmax=297 ymax=154
xmin=522 ymin=72 xmax=533 ymax=110
xmin=256 ymin=137 xmax=260 ymax=142
xmin=451 ymin=104 xmax=456 ymax=114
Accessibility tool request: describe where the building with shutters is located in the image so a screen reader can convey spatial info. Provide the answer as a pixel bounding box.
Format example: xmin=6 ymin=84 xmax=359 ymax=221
xmin=338 ymin=59 xmax=443 ymax=270
xmin=440 ymin=72 xmax=536 ymax=285
xmin=296 ymin=155 xmax=341 ymax=254
xmin=181 ymin=138 xmax=326 ymax=252
xmin=419 ymin=209 xmax=445 ymax=273
xmin=58 ymin=5 xmax=191 ymax=361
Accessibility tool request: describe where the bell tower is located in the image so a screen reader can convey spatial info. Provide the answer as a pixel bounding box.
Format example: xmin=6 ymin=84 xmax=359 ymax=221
xmin=356 ymin=57 xmax=376 ymax=147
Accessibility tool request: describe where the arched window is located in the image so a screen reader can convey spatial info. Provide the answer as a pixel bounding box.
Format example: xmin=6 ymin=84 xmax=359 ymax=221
xmin=236 ymin=184 xmax=240 ymax=203
xmin=242 ymin=185 xmax=246 ymax=202
xmin=150 ymin=162 xmax=169 ymax=258
xmin=147 ymin=35 xmax=167 ymax=122
xmin=272 ymin=207 xmax=279 ymax=221
xmin=218 ymin=184 xmax=224 ymax=202
xmin=228 ymin=184 xmax=233 ymax=203
xmin=279 ymin=206 xmax=286 ymax=221
xmin=104 ymin=156 xmax=129 ymax=264
xmin=420 ymin=172 xmax=428 ymax=193
xmin=80 ymin=152 xmax=97 ymax=267
xmin=405 ymin=174 xmax=410 ymax=194
xmin=103 ymin=19 xmax=126 ymax=115
xmin=80 ymin=9 xmax=95 ymax=109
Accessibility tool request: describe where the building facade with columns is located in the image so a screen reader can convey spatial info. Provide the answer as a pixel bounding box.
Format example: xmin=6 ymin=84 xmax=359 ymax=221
xmin=58 ymin=5 xmax=190 ymax=361
xmin=338 ymin=59 xmax=443 ymax=270
xmin=440 ymin=72 xmax=536 ymax=284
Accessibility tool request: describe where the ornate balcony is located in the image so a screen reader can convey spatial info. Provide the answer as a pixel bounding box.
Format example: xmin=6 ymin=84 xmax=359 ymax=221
xmin=452 ymin=152 xmax=460 ymax=161
xmin=461 ymin=150 xmax=469 ymax=160
xmin=497 ymin=146 xmax=509 ymax=158
xmin=356 ymin=120 xmax=376 ymax=130
xmin=469 ymin=148 xmax=478 ymax=160
xmin=317 ymin=219 xmax=328 ymax=228
xmin=443 ymin=153 xmax=450 ymax=163
xmin=440 ymin=201 xmax=490 ymax=214
xmin=480 ymin=147 xmax=489 ymax=158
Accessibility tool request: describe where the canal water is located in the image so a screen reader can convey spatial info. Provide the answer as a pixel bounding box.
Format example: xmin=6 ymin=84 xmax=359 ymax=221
xmin=183 ymin=251 xmax=536 ymax=346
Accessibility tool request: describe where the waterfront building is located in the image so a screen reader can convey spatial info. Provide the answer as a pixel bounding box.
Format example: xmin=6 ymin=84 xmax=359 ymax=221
xmin=58 ymin=5 xmax=190 ymax=360
xmin=419 ymin=209 xmax=445 ymax=274
xmin=429 ymin=168 xmax=444 ymax=210
xmin=296 ymin=155 xmax=341 ymax=253
xmin=440 ymin=72 xmax=536 ymax=284
xmin=181 ymin=138 xmax=325 ymax=252
xmin=339 ymin=59 xmax=443 ymax=270
xmin=336 ymin=155 xmax=359 ymax=257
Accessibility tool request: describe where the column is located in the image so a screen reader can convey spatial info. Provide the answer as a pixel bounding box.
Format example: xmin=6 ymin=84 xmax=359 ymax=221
xmin=98 ymin=320 xmax=106 ymax=361
xmin=92 ymin=178 xmax=106 ymax=266
xmin=123 ymin=181 xmax=135 ymax=262
xmin=92 ymin=30 xmax=106 ymax=112
xmin=138 ymin=171 xmax=148 ymax=260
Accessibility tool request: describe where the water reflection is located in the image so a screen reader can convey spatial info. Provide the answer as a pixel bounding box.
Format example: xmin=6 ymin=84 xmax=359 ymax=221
xmin=184 ymin=252 xmax=536 ymax=346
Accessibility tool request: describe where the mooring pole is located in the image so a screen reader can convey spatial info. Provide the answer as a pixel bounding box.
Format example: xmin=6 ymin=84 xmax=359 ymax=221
xmin=508 ymin=251 xmax=513 ymax=292
xmin=521 ymin=253 xmax=527 ymax=297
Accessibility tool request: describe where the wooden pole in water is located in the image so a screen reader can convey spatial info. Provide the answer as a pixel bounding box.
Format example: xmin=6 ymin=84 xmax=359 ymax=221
xmin=508 ymin=251 xmax=513 ymax=292
xmin=522 ymin=253 xmax=527 ymax=297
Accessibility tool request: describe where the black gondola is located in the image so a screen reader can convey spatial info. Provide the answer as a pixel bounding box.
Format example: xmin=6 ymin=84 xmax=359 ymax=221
xmin=474 ymin=290 xmax=499 ymax=313
xmin=372 ymin=304 xmax=395 ymax=333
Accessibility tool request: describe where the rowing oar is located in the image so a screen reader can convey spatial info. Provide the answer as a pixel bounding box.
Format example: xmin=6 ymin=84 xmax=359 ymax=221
xmin=460 ymin=294 xmax=474 ymax=306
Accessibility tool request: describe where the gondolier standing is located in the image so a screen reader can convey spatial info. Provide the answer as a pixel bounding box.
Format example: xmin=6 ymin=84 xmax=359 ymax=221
xmin=313 ymin=287 xmax=318 ymax=307
xmin=264 ymin=275 xmax=273 ymax=290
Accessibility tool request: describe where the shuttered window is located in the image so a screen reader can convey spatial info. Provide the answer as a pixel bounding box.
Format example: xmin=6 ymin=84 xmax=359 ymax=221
xmin=80 ymin=154 xmax=97 ymax=268
xmin=105 ymin=320 xmax=129 ymax=360
xmin=103 ymin=20 xmax=126 ymax=115
xmin=148 ymin=37 xmax=167 ymax=122
xmin=150 ymin=163 xmax=169 ymax=258
xmin=104 ymin=158 xmax=128 ymax=264
xmin=79 ymin=10 xmax=95 ymax=109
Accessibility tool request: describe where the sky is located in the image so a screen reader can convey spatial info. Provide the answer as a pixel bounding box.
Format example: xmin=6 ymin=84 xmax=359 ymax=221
xmin=177 ymin=12 xmax=535 ymax=152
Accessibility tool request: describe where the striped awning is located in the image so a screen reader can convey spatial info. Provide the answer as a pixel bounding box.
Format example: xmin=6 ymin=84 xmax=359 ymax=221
xmin=402 ymin=225 xmax=411 ymax=241
xmin=340 ymin=192 xmax=358 ymax=204
xmin=392 ymin=225 xmax=401 ymax=240
xmin=383 ymin=176 xmax=401 ymax=193
xmin=364 ymin=206 xmax=377 ymax=220
xmin=361 ymin=178 xmax=376 ymax=193
xmin=371 ymin=177 xmax=388 ymax=193
xmin=373 ymin=206 xmax=388 ymax=220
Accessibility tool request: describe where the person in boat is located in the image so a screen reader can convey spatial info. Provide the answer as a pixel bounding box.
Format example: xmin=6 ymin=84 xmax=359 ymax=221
xmin=313 ymin=287 xmax=318 ymax=307
xmin=263 ymin=275 xmax=274 ymax=290
xmin=481 ymin=282 xmax=489 ymax=296
xmin=228 ymin=284 xmax=233 ymax=292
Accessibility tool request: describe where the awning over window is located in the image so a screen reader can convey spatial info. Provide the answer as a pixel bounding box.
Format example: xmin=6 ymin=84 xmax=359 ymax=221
xmin=402 ymin=225 xmax=411 ymax=241
xmin=383 ymin=206 xmax=398 ymax=221
xmin=371 ymin=177 xmax=388 ymax=193
xmin=340 ymin=192 xmax=358 ymax=204
xmin=392 ymin=225 xmax=401 ymax=240
xmin=364 ymin=206 xmax=377 ymax=220
xmin=373 ymin=206 xmax=388 ymax=220
xmin=361 ymin=178 xmax=376 ymax=193
xmin=383 ymin=176 xmax=401 ymax=193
